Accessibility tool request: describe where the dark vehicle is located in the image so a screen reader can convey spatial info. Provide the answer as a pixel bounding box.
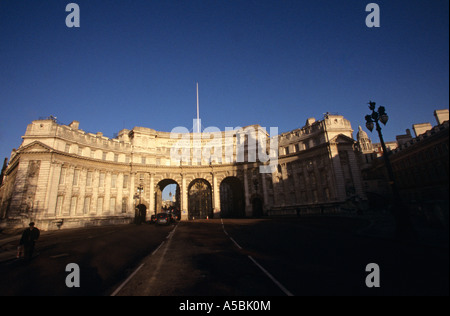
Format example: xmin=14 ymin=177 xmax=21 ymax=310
xmin=170 ymin=209 xmax=181 ymax=222
xmin=150 ymin=214 xmax=157 ymax=224
xmin=156 ymin=213 xmax=171 ymax=226
xmin=171 ymin=212 xmax=179 ymax=221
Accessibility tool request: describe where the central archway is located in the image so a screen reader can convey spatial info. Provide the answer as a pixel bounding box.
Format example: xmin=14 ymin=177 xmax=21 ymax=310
xmin=188 ymin=178 xmax=212 ymax=219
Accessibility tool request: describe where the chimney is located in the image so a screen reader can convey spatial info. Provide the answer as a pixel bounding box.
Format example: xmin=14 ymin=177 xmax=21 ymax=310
xmin=69 ymin=120 xmax=80 ymax=130
xmin=434 ymin=109 xmax=449 ymax=125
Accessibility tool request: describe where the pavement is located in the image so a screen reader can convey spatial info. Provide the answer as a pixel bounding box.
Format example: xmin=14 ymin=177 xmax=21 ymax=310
xmin=1 ymin=212 xmax=448 ymax=264
xmin=0 ymin=228 xmax=27 ymax=263
xmin=352 ymin=211 xmax=449 ymax=248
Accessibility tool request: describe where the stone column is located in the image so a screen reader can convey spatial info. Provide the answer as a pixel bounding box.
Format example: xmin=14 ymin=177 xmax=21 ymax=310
xmin=129 ymin=172 xmax=135 ymax=216
xmin=261 ymin=172 xmax=268 ymax=211
xmin=329 ymin=144 xmax=346 ymax=201
xmin=212 ymin=173 xmax=220 ymax=218
xmin=347 ymin=150 xmax=367 ymax=200
xmin=149 ymin=173 xmax=155 ymax=217
xmin=77 ymin=168 xmax=87 ymax=216
xmin=243 ymin=166 xmax=251 ymax=217
xmin=104 ymin=172 xmax=111 ymax=215
xmin=46 ymin=162 xmax=61 ymax=216
xmin=116 ymin=173 xmax=123 ymax=216
xmin=92 ymin=169 xmax=100 ymax=215
xmin=62 ymin=166 xmax=74 ymax=216
xmin=181 ymin=174 xmax=188 ymax=220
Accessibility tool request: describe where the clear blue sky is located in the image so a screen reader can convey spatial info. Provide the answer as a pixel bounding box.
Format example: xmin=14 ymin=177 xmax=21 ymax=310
xmin=1 ymin=0 xmax=448 ymax=168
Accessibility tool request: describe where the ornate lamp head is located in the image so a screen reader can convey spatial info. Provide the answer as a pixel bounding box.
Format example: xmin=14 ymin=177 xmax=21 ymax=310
xmin=365 ymin=115 xmax=374 ymax=132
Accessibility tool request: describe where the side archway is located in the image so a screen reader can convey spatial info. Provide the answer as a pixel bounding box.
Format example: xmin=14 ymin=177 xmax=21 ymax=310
xmin=155 ymin=179 xmax=180 ymax=216
xmin=220 ymin=177 xmax=245 ymax=218
xmin=252 ymin=196 xmax=263 ymax=217
xmin=135 ymin=204 xmax=147 ymax=224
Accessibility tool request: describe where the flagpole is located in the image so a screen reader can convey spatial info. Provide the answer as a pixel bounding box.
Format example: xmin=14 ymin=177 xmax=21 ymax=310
xmin=196 ymin=82 xmax=200 ymax=133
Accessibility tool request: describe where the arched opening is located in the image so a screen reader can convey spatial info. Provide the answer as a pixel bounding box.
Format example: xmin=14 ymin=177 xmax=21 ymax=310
xmin=220 ymin=177 xmax=245 ymax=218
xmin=188 ymin=179 xmax=212 ymax=219
xmin=252 ymin=197 xmax=263 ymax=217
xmin=155 ymin=179 xmax=180 ymax=218
xmin=135 ymin=204 xmax=147 ymax=224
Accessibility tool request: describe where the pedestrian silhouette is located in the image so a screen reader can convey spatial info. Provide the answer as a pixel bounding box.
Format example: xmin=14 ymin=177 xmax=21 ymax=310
xmin=19 ymin=222 xmax=40 ymax=261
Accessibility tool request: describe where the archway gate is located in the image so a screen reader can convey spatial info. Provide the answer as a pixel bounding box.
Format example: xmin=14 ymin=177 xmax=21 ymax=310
xmin=188 ymin=178 xmax=212 ymax=219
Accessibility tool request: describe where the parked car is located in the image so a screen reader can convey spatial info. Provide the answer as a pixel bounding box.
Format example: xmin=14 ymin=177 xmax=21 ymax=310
xmin=150 ymin=214 xmax=157 ymax=224
xmin=156 ymin=213 xmax=171 ymax=226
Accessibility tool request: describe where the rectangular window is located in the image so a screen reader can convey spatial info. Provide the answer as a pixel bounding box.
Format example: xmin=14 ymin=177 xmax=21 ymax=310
xmin=301 ymin=191 xmax=308 ymax=203
xmin=70 ymin=196 xmax=77 ymax=215
xmin=86 ymin=171 xmax=93 ymax=187
xmin=111 ymin=174 xmax=117 ymax=189
xmin=110 ymin=197 xmax=116 ymax=213
xmin=56 ymin=195 xmax=64 ymax=214
xmin=97 ymin=197 xmax=104 ymax=214
xmin=312 ymin=190 xmax=318 ymax=202
xmin=73 ymin=169 xmax=79 ymax=186
xmin=84 ymin=197 xmax=91 ymax=214
xmin=123 ymin=175 xmax=129 ymax=189
xmin=323 ymin=188 xmax=330 ymax=200
xmin=99 ymin=172 xmax=105 ymax=187
xmin=59 ymin=168 xmax=66 ymax=185
xmin=122 ymin=198 xmax=127 ymax=213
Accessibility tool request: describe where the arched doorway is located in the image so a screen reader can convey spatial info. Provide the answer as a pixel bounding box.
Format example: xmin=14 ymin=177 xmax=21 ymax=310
xmin=155 ymin=179 xmax=180 ymax=217
xmin=188 ymin=179 xmax=212 ymax=219
xmin=135 ymin=204 xmax=147 ymax=224
xmin=252 ymin=197 xmax=263 ymax=217
xmin=220 ymin=177 xmax=245 ymax=218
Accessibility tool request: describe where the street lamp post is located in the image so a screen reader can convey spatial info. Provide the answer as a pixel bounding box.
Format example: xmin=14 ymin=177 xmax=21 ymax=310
xmin=365 ymin=101 xmax=414 ymax=241
xmin=135 ymin=184 xmax=144 ymax=224
xmin=137 ymin=184 xmax=144 ymax=205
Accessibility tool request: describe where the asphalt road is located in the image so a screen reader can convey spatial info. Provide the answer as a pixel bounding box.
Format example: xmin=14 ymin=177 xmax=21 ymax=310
xmin=0 ymin=223 xmax=173 ymax=295
xmin=0 ymin=217 xmax=448 ymax=296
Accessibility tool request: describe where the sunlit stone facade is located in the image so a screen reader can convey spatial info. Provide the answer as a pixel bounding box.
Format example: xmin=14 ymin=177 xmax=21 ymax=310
xmin=0 ymin=114 xmax=366 ymax=230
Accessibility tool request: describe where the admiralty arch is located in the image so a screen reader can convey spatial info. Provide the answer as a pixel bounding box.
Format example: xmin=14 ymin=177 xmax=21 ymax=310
xmin=0 ymin=114 xmax=366 ymax=230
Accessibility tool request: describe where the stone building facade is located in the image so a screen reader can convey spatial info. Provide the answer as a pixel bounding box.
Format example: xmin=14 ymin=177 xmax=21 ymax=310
xmin=0 ymin=113 xmax=366 ymax=230
xmin=358 ymin=109 xmax=449 ymax=222
xmin=362 ymin=121 xmax=449 ymax=207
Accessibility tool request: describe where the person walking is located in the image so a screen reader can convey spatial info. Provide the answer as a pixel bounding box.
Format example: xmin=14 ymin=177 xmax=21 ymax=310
xmin=19 ymin=222 xmax=40 ymax=261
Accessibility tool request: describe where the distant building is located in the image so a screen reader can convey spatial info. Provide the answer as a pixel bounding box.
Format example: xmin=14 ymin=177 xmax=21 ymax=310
xmin=372 ymin=141 xmax=398 ymax=157
xmin=361 ymin=109 xmax=449 ymax=214
xmin=356 ymin=126 xmax=374 ymax=154
xmin=390 ymin=121 xmax=449 ymax=204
